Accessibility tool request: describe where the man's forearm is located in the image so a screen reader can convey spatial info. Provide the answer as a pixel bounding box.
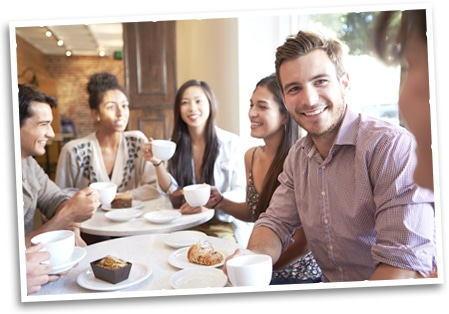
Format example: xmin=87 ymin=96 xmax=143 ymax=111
xmin=247 ymin=226 xmax=283 ymax=264
xmin=369 ymin=263 xmax=424 ymax=280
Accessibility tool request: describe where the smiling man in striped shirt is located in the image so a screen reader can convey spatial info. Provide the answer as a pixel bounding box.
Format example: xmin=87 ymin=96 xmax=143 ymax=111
xmin=224 ymin=29 xmax=436 ymax=283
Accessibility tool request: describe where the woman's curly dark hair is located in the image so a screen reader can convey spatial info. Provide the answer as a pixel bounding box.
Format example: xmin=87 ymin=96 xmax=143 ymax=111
xmin=86 ymin=72 xmax=127 ymax=110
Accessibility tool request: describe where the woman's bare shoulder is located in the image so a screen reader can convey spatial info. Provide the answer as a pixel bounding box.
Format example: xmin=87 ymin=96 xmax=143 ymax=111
xmin=244 ymin=146 xmax=259 ymax=164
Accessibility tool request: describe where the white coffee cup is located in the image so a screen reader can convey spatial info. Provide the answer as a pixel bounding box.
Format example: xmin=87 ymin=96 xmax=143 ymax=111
xmin=183 ymin=183 xmax=211 ymax=207
xmin=152 ymin=140 xmax=176 ymax=160
xmin=226 ymin=254 xmax=273 ymax=286
xmin=31 ymin=230 xmax=75 ymax=266
xmin=89 ymin=182 xmax=117 ymax=205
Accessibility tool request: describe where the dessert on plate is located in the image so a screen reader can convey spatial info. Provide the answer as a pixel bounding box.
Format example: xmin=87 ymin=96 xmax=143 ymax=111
xmin=111 ymin=191 xmax=133 ymax=208
xmin=90 ymin=255 xmax=132 ymax=284
xmin=187 ymin=241 xmax=223 ymax=266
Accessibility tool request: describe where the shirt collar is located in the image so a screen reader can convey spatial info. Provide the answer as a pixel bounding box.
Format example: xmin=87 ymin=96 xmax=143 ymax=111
xmin=334 ymin=106 xmax=359 ymax=146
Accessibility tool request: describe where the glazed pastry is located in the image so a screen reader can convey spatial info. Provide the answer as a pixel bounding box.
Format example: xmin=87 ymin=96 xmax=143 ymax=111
xmin=187 ymin=241 xmax=223 ymax=266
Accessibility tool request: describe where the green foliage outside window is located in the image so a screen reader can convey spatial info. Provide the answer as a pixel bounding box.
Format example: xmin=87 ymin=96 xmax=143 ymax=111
xmin=310 ymin=11 xmax=387 ymax=56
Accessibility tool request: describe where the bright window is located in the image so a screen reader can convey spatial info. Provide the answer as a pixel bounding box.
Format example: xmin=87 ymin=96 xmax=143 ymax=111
xmin=293 ymin=12 xmax=402 ymax=126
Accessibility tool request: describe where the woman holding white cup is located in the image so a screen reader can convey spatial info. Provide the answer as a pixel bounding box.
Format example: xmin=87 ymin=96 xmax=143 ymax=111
xmin=55 ymin=72 xmax=161 ymax=244
xmin=142 ymin=79 xmax=247 ymax=243
xmin=55 ymin=72 xmax=160 ymax=203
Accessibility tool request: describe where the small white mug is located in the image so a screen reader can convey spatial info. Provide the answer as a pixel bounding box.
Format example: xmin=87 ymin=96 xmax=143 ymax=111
xmin=152 ymin=140 xmax=176 ymax=161
xmin=183 ymin=184 xmax=211 ymax=207
xmin=89 ymin=182 xmax=117 ymax=206
xmin=226 ymin=254 xmax=273 ymax=286
xmin=31 ymin=230 xmax=75 ymax=266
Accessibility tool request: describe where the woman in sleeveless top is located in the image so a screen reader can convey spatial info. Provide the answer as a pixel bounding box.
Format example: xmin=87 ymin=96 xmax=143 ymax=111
xmin=207 ymin=74 xmax=322 ymax=284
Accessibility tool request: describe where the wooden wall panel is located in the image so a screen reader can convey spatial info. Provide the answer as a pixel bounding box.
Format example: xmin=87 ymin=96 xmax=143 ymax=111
xmin=123 ymin=21 xmax=177 ymax=140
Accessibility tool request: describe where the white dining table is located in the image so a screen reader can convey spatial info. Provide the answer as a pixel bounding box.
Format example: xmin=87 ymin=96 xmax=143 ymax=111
xmin=26 ymin=233 xmax=242 ymax=302
xmin=80 ymin=196 xmax=215 ymax=237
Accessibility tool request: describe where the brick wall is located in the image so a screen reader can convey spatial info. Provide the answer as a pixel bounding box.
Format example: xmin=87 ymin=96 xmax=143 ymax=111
xmin=46 ymin=56 xmax=125 ymax=138
xmin=16 ymin=36 xmax=125 ymax=178
xmin=16 ymin=35 xmax=125 ymax=138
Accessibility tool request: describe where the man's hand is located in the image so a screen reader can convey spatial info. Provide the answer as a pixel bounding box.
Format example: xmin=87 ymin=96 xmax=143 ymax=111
xmin=222 ymin=248 xmax=256 ymax=277
xmin=26 ymin=243 xmax=60 ymax=294
xmin=168 ymin=188 xmax=186 ymax=209
xmin=61 ymin=187 xmax=101 ymax=222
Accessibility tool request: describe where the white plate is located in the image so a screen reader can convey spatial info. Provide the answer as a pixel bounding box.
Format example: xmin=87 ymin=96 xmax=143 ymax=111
xmin=105 ymin=208 xmax=142 ymax=222
xmin=76 ymin=261 xmax=152 ymax=291
xmin=49 ymin=247 xmax=86 ymax=275
xmin=170 ymin=268 xmax=227 ymax=289
xmin=164 ymin=230 xmax=207 ymax=249
xmin=168 ymin=246 xmax=227 ymax=269
xmin=144 ymin=210 xmax=182 ymax=224
xmin=163 ymin=230 xmax=208 ymax=249
xmin=102 ymin=200 xmax=144 ymax=211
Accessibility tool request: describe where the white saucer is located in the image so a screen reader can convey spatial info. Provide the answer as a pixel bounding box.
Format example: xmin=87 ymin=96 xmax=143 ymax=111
xmin=76 ymin=261 xmax=152 ymax=291
xmin=105 ymin=208 xmax=142 ymax=222
xmin=144 ymin=210 xmax=182 ymax=224
xmin=163 ymin=230 xmax=208 ymax=249
xmin=102 ymin=200 xmax=144 ymax=211
xmin=170 ymin=268 xmax=227 ymax=289
xmin=168 ymin=247 xmax=226 ymax=269
xmin=50 ymin=247 xmax=86 ymax=275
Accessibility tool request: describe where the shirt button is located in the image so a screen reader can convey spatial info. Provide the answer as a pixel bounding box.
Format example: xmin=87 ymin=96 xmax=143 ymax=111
xmin=324 ymin=218 xmax=329 ymax=224
xmin=321 ymin=191 xmax=326 ymax=196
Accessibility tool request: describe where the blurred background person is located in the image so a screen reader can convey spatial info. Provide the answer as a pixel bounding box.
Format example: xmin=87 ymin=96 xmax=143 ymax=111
xmin=372 ymin=9 xmax=433 ymax=192
xmin=372 ymin=9 xmax=437 ymax=277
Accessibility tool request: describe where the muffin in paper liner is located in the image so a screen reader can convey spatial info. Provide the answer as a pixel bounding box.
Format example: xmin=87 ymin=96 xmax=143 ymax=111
xmin=90 ymin=256 xmax=132 ymax=284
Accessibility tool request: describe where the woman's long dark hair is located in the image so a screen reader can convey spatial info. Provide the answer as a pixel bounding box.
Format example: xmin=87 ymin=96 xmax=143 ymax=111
xmin=168 ymin=80 xmax=219 ymax=187
xmin=254 ymin=74 xmax=299 ymax=220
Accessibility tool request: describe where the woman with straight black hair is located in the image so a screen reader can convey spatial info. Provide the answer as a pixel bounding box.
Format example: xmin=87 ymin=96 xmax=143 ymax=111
xmin=143 ymin=79 xmax=248 ymax=243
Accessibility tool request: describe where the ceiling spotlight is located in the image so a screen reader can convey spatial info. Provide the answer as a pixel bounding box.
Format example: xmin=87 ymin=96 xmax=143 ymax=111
xmin=45 ymin=30 xmax=52 ymax=37
xmin=57 ymin=39 xmax=64 ymax=47
xmin=65 ymin=50 xmax=72 ymax=57
xmin=99 ymin=50 xmax=105 ymax=57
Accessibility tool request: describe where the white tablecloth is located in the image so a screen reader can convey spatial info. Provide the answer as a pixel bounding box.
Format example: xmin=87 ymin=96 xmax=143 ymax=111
xmin=26 ymin=233 xmax=241 ymax=302
xmin=80 ymin=196 xmax=215 ymax=237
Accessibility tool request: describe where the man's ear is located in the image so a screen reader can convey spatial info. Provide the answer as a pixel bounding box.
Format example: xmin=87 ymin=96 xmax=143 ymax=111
xmin=340 ymin=72 xmax=350 ymax=96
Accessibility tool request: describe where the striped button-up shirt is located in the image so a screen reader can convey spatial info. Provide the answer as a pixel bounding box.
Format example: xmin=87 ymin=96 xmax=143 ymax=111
xmin=255 ymin=108 xmax=435 ymax=282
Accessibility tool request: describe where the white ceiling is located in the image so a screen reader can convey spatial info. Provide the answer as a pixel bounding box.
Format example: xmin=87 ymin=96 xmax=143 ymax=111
xmin=14 ymin=23 xmax=123 ymax=57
